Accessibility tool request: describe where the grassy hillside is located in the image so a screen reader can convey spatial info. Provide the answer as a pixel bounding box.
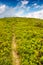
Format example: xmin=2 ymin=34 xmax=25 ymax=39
xmin=0 ymin=18 xmax=43 ymax=65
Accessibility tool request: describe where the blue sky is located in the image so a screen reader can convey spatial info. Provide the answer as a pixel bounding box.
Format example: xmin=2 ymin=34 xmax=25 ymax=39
xmin=0 ymin=0 xmax=43 ymax=19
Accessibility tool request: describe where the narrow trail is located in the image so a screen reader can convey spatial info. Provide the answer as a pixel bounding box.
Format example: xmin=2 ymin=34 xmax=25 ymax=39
xmin=12 ymin=34 xmax=20 ymax=65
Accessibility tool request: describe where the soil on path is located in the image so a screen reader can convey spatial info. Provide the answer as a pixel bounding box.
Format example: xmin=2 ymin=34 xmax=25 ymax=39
xmin=12 ymin=34 xmax=20 ymax=65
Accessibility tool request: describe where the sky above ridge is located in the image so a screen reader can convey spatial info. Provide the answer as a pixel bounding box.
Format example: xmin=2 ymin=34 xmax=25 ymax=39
xmin=0 ymin=0 xmax=43 ymax=19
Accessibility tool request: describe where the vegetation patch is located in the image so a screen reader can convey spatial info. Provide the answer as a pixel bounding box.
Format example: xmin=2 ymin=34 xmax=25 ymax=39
xmin=0 ymin=18 xmax=43 ymax=65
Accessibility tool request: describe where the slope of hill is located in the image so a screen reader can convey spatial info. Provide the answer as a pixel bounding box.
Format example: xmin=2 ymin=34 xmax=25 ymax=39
xmin=0 ymin=18 xmax=43 ymax=65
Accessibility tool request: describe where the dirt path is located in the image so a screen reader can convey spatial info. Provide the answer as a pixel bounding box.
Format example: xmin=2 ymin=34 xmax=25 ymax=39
xmin=12 ymin=34 xmax=20 ymax=65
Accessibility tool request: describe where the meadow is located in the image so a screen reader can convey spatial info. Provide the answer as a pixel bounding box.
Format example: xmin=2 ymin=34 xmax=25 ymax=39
xmin=0 ymin=17 xmax=43 ymax=65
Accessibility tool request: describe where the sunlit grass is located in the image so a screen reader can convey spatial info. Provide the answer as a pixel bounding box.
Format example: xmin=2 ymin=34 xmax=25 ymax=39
xmin=0 ymin=18 xmax=43 ymax=65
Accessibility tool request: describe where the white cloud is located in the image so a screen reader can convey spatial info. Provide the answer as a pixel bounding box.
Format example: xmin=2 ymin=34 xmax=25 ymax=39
xmin=24 ymin=9 xmax=43 ymax=19
xmin=0 ymin=4 xmax=24 ymax=18
xmin=0 ymin=5 xmax=6 ymax=14
xmin=15 ymin=10 xmax=24 ymax=16
xmin=33 ymin=3 xmax=43 ymax=9
xmin=33 ymin=3 xmax=40 ymax=8
xmin=0 ymin=3 xmax=43 ymax=19
xmin=21 ymin=0 xmax=29 ymax=5
xmin=20 ymin=0 xmax=29 ymax=8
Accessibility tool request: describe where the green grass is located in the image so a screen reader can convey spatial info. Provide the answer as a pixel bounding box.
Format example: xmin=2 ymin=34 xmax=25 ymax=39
xmin=0 ymin=17 xmax=43 ymax=65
